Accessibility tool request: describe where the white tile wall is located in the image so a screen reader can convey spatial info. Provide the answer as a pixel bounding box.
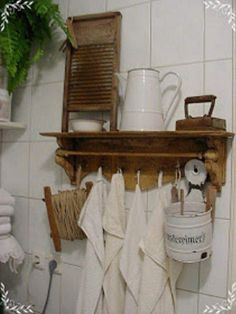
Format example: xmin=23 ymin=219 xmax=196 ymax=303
xmin=119 ymin=3 xmax=150 ymax=71
xmin=61 ymin=264 xmax=82 ymax=314
xmin=29 ymin=142 xmax=62 ymax=199
xmin=29 ymin=265 xmax=61 ymax=313
xmin=107 ymin=0 xmax=148 ymax=10
xmin=157 ymin=63 xmax=204 ymax=130
xmin=0 ymin=0 xmax=234 ymax=313
xmin=1 ymin=142 xmax=29 ymax=197
xmin=30 ymin=82 xmax=63 ymax=141
xmin=205 ymin=0 xmax=233 ymax=61
xmin=151 ymin=0 xmax=204 ymax=67
xmin=32 ymin=31 xmax=66 ymax=86
xmin=176 ymin=289 xmax=198 ymax=314
xmin=69 ymin=0 xmax=106 ymax=16
xmin=2 ymin=86 xmax=32 ymax=142
xmin=199 ymin=219 xmax=230 ymax=298
xmin=29 ymin=199 xmax=55 ymax=254
xmin=12 ymin=197 xmax=29 ymax=253
xmin=199 ymin=294 xmax=226 ymax=314
xmin=204 ymin=60 xmax=233 ymax=131
xmin=177 ymin=263 xmax=200 ymax=293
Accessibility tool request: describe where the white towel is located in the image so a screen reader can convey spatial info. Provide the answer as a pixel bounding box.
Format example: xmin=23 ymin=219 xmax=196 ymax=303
xmin=0 ymin=205 xmax=14 ymax=216
xmin=0 ymin=223 xmax=11 ymax=235
xmin=0 ymin=217 xmax=10 ymax=225
xmin=0 ymin=235 xmax=24 ymax=273
xmin=103 ymin=173 xmax=126 ymax=314
xmin=75 ymin=168 xmax=107 ymax=314
xmin=138 ymin=175 xmax=182 ymax=314
xmin=120 ymin=184 xmax=147 ymax=314
xmin=0 ymin=189 xmax=15 ymax=205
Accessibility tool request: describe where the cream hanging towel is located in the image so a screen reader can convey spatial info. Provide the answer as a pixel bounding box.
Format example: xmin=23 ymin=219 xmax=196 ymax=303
xmin=103 ymin=172 xmax=126 ymax=314
xmin=120 ymin=183 xmax=147 ymax=314
xmin=138 ymin=174 xmax=182 ymax=314
xmin=75 ymin=168 xmax=107 ymax=314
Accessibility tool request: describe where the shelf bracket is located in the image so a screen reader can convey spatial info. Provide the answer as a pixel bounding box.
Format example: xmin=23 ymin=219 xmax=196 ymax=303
xmin=55 ymin=148 xmax=76 ymax=184
xmin=205 ymin=138 xmax=227 ymax=191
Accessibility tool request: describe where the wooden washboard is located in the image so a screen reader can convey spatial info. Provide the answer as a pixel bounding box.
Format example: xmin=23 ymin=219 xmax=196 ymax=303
xmin=62 ymin=12 xmax=122 ymax=131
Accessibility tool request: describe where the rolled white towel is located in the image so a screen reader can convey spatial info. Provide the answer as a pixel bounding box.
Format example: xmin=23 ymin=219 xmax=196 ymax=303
xmin=0 ymin=235 xmax=24 ymax=273
xmin=0 ymin=188 xmax=15 ymax=205
xmin=0 ymin=205 xmax=14 ymax=216
xmin=0 ymin=223 xmax=11 ymax=235
xmin=0 ymin=217 xmax=10 ymax=225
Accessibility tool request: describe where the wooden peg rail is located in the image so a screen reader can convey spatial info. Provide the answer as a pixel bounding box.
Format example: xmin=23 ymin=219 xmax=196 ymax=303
xmin=41 ymin=130 xmax=234 ymax=191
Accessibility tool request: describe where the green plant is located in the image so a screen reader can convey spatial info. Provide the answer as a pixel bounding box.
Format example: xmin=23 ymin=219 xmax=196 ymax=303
xmin=0 ymin=0 xmax=70 ymax=93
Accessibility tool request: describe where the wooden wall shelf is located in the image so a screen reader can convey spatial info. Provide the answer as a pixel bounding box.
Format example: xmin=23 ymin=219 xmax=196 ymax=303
xmin=41 ymin=130 xmax=234 ymax=190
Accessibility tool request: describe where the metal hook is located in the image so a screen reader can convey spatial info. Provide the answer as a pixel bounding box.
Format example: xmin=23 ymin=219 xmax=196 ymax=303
xmin=158 ymin=170 xmax=163 ymax=188
xmin=136 ymin=169 xmax=141 ymax=186
xmin=117 ymin=167 xmax=123 ymax=174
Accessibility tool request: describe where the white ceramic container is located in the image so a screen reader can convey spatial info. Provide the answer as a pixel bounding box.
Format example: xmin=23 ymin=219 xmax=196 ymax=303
xmin=164 ymin=202 xmax=212 ymax=263
xmin=70 ymin=118 xmax=105 ymax=132
xmin=117 ymin=68 xmax=182 ymax=131
xmin=0 ymin=89 xmax=11 ymax=122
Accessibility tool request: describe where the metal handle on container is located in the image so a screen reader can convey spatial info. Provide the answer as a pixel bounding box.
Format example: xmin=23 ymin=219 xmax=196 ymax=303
xmin=184 ymin=95 xmax=216 ymax=118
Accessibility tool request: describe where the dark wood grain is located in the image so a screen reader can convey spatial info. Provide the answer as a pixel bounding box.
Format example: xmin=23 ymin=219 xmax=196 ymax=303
xmin=62 ymin=12 xmax=121 ymax=132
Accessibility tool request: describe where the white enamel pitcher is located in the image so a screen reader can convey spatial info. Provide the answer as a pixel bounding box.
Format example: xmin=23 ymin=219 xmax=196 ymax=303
xmin=117 ymin=68 xmax=182 ymax=131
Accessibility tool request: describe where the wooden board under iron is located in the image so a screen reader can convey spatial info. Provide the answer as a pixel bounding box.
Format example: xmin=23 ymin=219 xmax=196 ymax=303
xmin=176 ymin=95 xmax=226 ymax=131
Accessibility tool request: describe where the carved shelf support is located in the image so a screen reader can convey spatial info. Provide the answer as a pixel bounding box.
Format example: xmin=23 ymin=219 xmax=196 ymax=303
xmin=205 ymin=138 xmax=227 ymax=191
xmin=55 ymin=148 xmax=76 ymax=184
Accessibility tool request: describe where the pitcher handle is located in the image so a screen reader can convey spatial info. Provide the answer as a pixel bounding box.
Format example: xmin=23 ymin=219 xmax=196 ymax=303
xmin=160 ymin=71 xmax=182 ymax=121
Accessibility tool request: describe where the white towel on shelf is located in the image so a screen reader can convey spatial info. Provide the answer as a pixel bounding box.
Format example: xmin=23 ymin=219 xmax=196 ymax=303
xmin=103 ymin=173 xmax=126 ymax=314
xmin=0 ymin=205 xmax=14 ymax=216
xmin=0 ymin=217 xmax=10 ymax=225
xmin=0 ymin=223 xmax=11 ymax=235
xmin=0 ymin=189 xmax=15 ymax=205
xmin=138 ymin=173 xmax=183 ymax=314
xmin=0 ymin=235 xmax=24 ymax=273
xmin=120 ymin=184 xmax=147 ymax=314
xmin=75 ymin=168 xmax=107 ymax=314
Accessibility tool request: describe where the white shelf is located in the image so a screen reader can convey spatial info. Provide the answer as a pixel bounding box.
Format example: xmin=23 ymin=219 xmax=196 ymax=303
xmin=0 ymin=121 xmax=26 ymax=129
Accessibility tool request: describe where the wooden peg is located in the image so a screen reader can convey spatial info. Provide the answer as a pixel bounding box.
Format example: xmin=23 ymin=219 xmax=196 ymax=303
xmin=206 ymin=184 xmax=217 ymax=222
xmin=85 ymin=181 xmax=93 ymax=197
xmin=43 ymin=186 xmax=61 ymax=252
xmin=66 ymin=17 xmax=78 ymax=49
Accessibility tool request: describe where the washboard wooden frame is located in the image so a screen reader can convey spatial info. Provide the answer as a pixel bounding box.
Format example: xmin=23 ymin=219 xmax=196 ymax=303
xmin=62 ymin=12 xmax=122 ymax=132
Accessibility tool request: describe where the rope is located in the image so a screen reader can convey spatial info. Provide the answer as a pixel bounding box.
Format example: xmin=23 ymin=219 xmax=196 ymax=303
xmin=51 ymin=188 xmax=87 ymax=240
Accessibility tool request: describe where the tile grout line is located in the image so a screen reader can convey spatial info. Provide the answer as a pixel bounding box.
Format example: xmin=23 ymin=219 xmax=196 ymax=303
xmin=107 ymin=0 xmax=150 ymax=12
xmin=225 ymin=0 xmax=235 ymax=297
xmin=0 ymin=131 xmax=3 ymax=187
xmin=198 ymin=3 xmax=206 ymax=305
xmin=177 ymin=287 xmax=227 ymax=300
xmin=156 ymin=58 xmax=232 ymax=69
xmin=203 ymin=1 xmax=206 ymax=116
xmin=26 ymin=82 xmax=33 ymax=305
xmin=149 ymin=0 xmax=152 ymax=68
xmin=227 ymin=0 xmax=236 ymax=293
